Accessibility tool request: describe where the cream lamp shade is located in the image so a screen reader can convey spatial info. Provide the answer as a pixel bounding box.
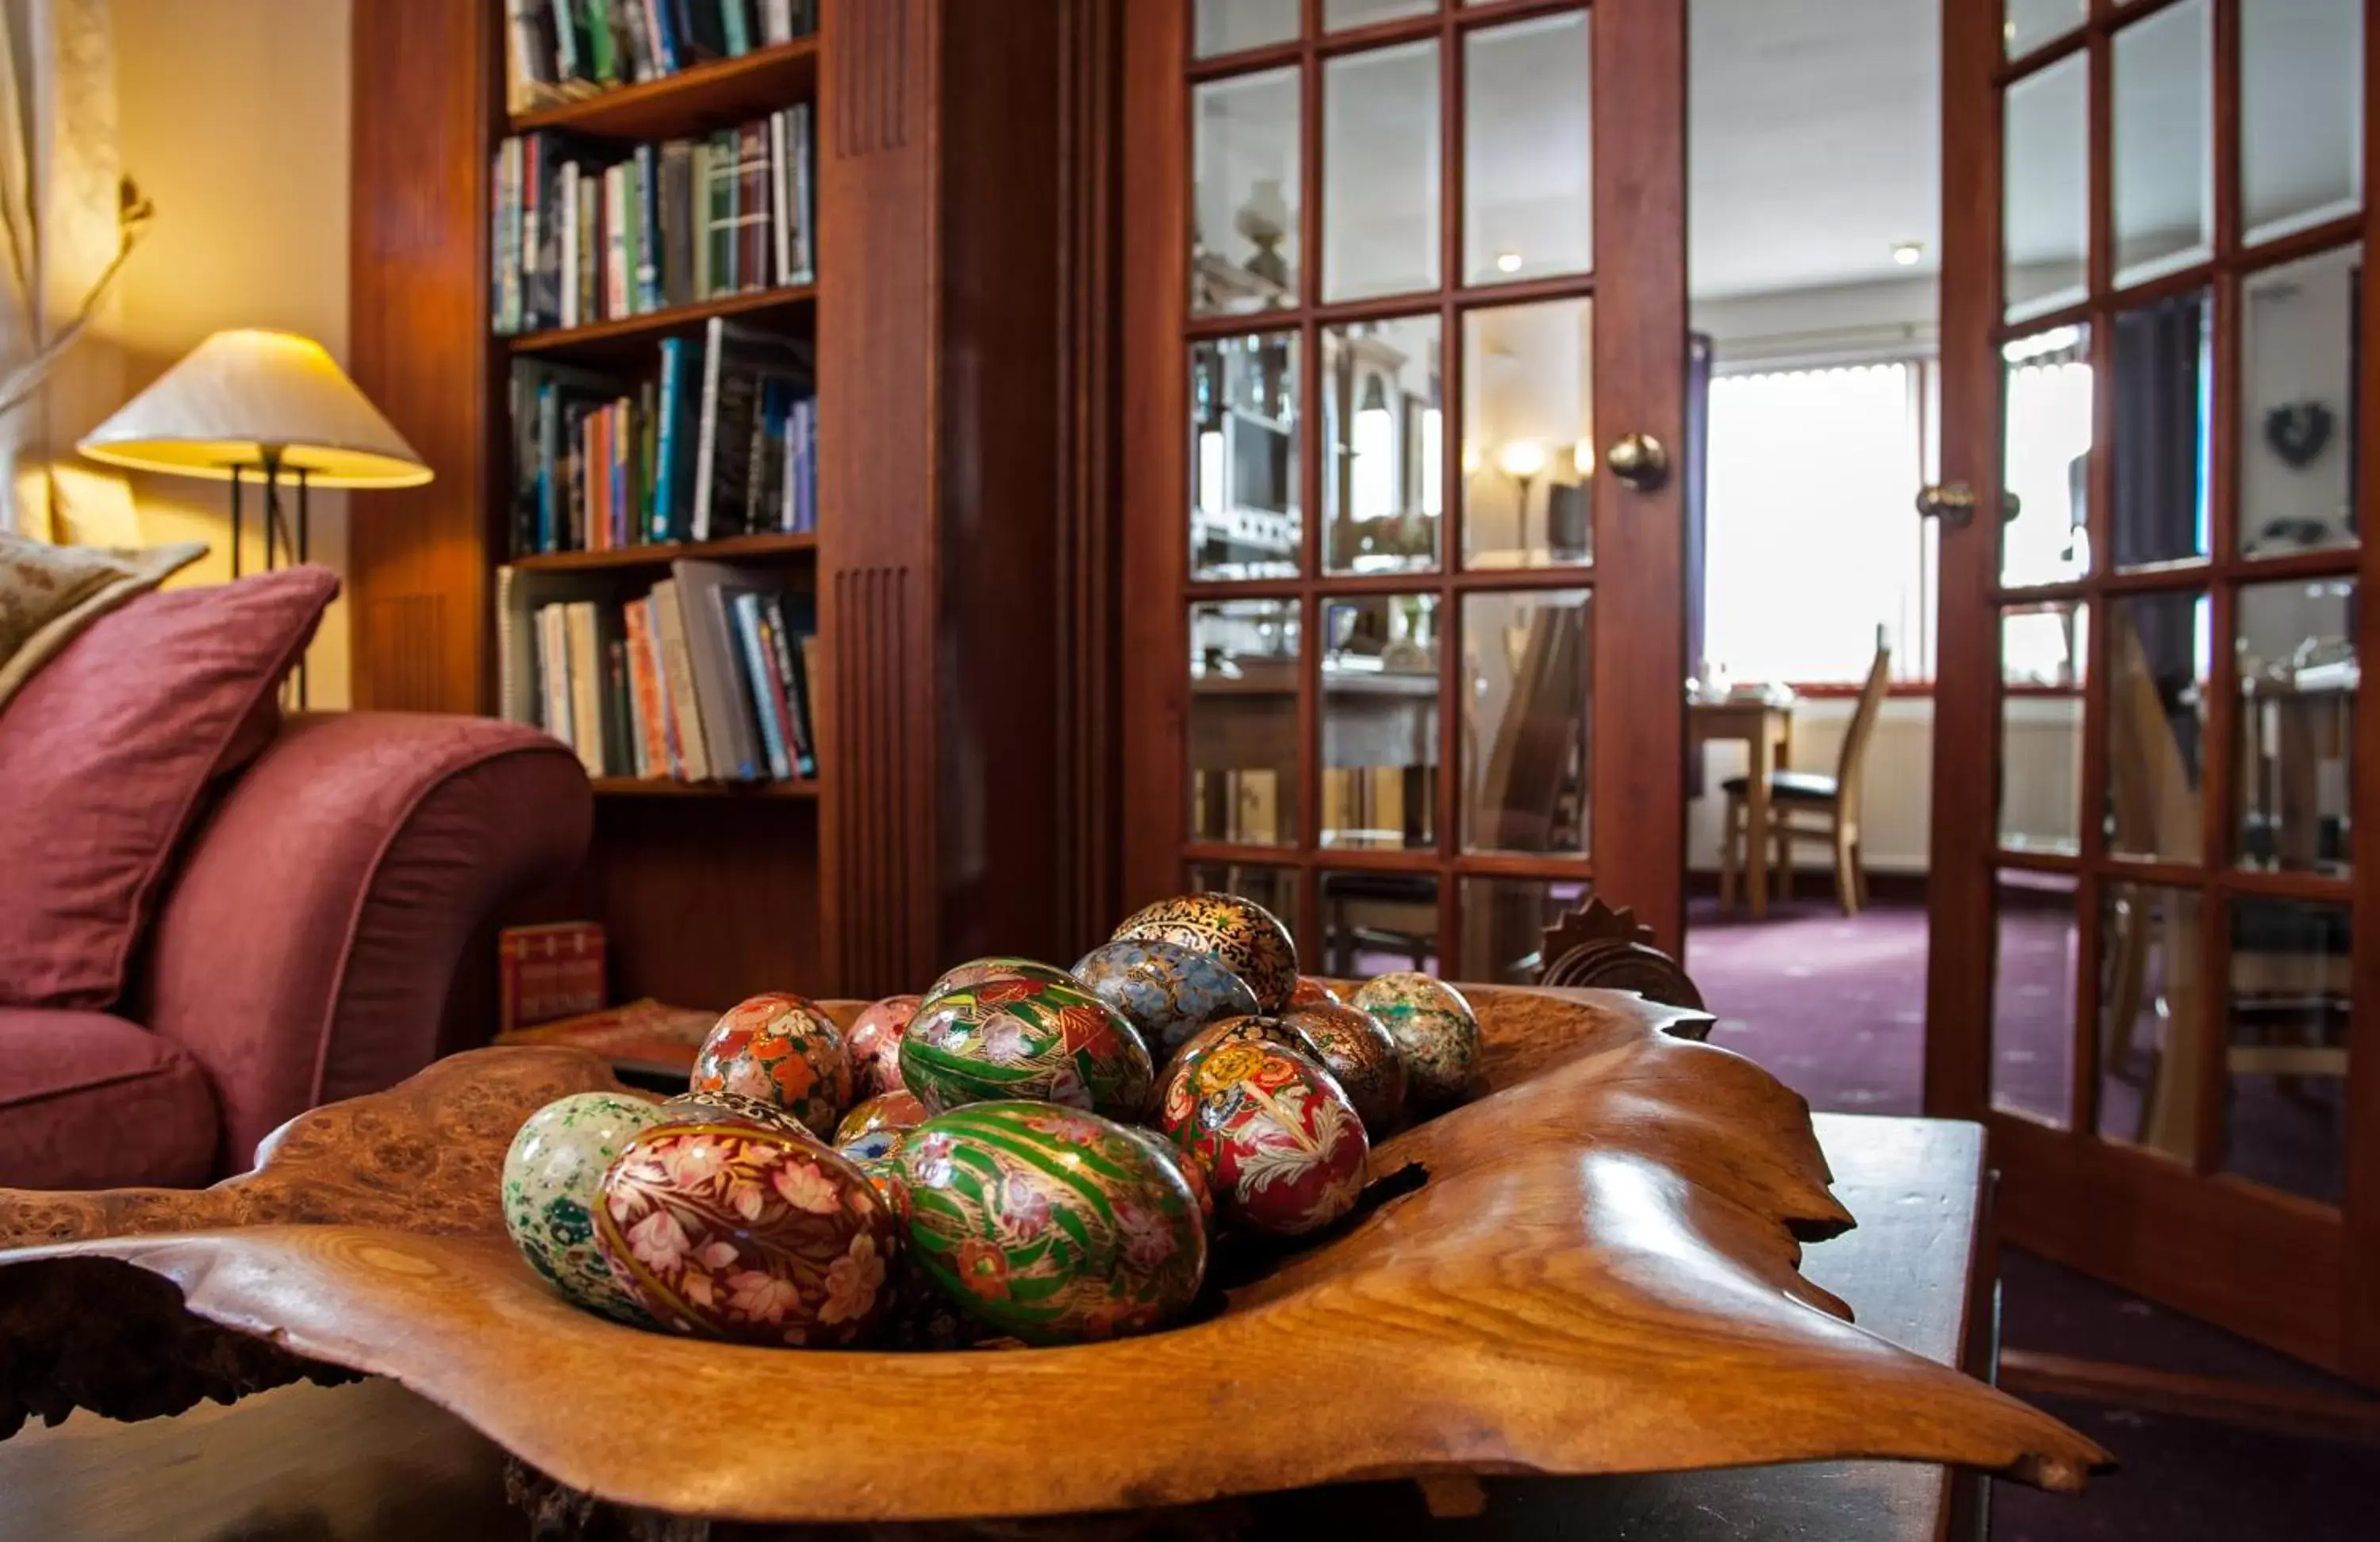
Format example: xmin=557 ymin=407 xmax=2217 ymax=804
xmin=78 ymin=328 xmax=432 ymax=489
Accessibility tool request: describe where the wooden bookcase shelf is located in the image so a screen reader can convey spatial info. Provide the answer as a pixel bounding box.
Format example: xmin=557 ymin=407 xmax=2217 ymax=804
xmin=590 ymin=777 xmax=820 ymax=800
xmin=509 ymin=38 xmax=820 ymax=142
xmin=512 ymin=531 xmax=817 ymax=574
xmin=507 ymin=284 xmax=816 ymax=358
xmin=351 ymin=0 xmax=1096 ymax=1025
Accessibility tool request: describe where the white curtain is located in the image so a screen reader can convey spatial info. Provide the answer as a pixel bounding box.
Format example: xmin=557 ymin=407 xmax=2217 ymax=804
xmin=0 ymin=0 xmax=128 ymax=541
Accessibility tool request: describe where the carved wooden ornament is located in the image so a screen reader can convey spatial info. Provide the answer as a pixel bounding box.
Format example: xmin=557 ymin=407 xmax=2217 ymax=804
xmin=0 ymin=987 xmax=2103 ymax=1522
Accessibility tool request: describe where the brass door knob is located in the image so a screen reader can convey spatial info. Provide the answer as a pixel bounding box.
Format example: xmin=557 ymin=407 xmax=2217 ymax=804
xmin=1606 ymin=432 xmax=1670 ymax=491
xmin=1916 ymin=483 xmax=1980 ymax=527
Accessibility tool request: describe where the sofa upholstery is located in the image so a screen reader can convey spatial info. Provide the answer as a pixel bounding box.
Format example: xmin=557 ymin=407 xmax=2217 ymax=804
xmin=0 ymin=711 xmax=591 ymax=1190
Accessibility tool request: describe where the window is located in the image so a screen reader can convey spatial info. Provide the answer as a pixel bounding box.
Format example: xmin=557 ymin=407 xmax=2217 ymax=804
xmin=1702 ymin=362 xmax=1932 ymax=685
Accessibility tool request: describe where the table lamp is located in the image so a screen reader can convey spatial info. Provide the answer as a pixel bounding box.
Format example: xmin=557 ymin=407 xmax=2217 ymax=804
xmin=77 ymin=328 xmax=432 ymax=704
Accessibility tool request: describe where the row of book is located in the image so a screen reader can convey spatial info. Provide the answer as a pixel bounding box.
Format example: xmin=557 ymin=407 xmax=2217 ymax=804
xmin=1190 ymin=765 xmax=1437 ymax=847
xmin=511 ymin=316 xmax=816 ymax=555
xmin=505 ymin=0 xmax=816 ymax=113
xmin=493 ymin=107 xmax=813 ymax=336
xmin=509 ymin=560 xmax=819 ymax=785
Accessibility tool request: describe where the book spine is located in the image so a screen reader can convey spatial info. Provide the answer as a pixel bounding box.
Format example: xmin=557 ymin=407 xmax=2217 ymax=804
xmin=615 ymin=396 xmax=635 ymax=547
xmin=651 ymin=581 xmax=712 ymax=781
xmin=707 ymin=129 xmax=738 ymax=295
xmin=578 ymin=178 xmax=598 ymax=324
xmin=640 ymin=595 xmax=685 ymax=777
xmin=797 ymin=634 xmax=820 ymax=769
xmin=789 ymin=105 xmax=812 ymax=280
xmin=566 ymin=602 xmax=606 ymax=777
xmin=721 ymin=0 xmax=750 ymax=56
xmin=737 ymin=119 xmax=766 ymax=293
xmin=635 ymin=142 xmax=661 ymax=312
xmin=539 ymin=604 xmax=573 ymax=746
xmin=691 ymin=577 xmax=759 ymax=780
xmin=584 ymin=405 xmax=605 ymax=550
xmin=692 ymin=316 xmax=724 ymax=543
xmin=661 ymin=141 xmax=694 ymax=309
xmin=550 ymin=0 xmax=581 ymax=78
xmin=769 ymin=111 xmax=791 ymax=288
xmin=623 ymin=597 xmax=672 ymax=778
xmin=649 ymin=0 xmax=678 ymax=72
xmin=614 ymin=0 xmax=653 ymax=82
xmin=653 ymin=336 xmax=683 ymax=542
xmin=605 ymin=631 xmax=635 ymax=776
xmin=536 ymin=381 xmax=559 ymax=551
xmin=732 ymin=592 xmax=793 ymax=781
xmin=762 ymin=592 xmax=814 ymax=776
xmin=583 ymin=0 xmax=616 ymax=82
xmin=690 ymin=140 xmax=712 ymax=298
xmin=638 ymin=378 xmax=658 ymax=541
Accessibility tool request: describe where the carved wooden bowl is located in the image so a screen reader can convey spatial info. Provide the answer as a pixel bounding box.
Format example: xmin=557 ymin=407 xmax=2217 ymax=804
xmin=0 ymin=986 xmax=2103 ymax=1525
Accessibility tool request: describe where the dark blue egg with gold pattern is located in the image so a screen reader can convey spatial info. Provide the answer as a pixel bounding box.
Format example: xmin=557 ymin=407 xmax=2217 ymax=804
xmin=1071 ymin=937 xmax=1262 ymax=1060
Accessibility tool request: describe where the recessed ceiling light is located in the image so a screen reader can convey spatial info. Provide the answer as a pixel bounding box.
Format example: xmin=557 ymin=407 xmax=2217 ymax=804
xmin=1891 ymin=241 xmax=1925 ymax=267
xmin=1495 ymin=251 xmax=1524 ymax=274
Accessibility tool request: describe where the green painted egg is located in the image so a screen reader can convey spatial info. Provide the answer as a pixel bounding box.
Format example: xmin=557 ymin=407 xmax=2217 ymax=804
xmin=900 ymin=963 xmax=1154 ymax=1119
xmin=1350 ymin=972 xmax=1480 ymax=1107
xmin=1111 ymin=892 xmax=1299 ymax=1013
xmin=501 ymin=1091 xmax=670 ymax=1324
xmin=900 ymin=1101 xmax=1207 ymax=1344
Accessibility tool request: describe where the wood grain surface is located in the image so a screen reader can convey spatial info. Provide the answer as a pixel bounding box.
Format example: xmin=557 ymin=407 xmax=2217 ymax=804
xmin=0 ymin=988 xmax=2106 ymax=1525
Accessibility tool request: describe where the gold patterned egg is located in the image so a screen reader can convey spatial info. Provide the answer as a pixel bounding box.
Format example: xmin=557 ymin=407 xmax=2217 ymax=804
xmin=836 ymin=1088 xmax=928 ymax=1148
xmin=1350 ymin=972 xmax=1480 ymax=1107
xmin=1280 ymin=1001 xmax=1408 ymax=1137
xmin=1111 ymin=892 xmax=1299 ymax=1013
xmin=689 ymin=992 xmax=854 ymax=1139
xmin=661 ymin=1089 xmax=823 ymax=1141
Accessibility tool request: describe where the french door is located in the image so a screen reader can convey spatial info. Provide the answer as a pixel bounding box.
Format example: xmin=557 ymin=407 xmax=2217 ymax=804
xmin=1928 ymin=0 xmax=2380 ymax=1380
xmin=1118 ymin=0 xmax=1688 ymax=981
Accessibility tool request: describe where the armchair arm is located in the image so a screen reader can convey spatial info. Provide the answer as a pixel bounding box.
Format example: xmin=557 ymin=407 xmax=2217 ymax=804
xmin=136 ymin=712 xmax=591 ymax=1173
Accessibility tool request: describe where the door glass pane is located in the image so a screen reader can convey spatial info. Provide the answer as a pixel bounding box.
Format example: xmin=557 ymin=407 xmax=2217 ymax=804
xmin=1320 ymin=870 xmax=1439 ymax=977
xmin=1461 ymin=298 xmax=1594 ymax=569
xmin=1325 ymin=0 xmax=1434 ymax=30
xmin=2237 ymin=578 xmax=2357 ymax=876
xmin=1458 ymin=876 xmax=1585 ymax=984
xmin=1185 ymin=861 xmax=1302 ymax=941
xmin=1322 ymin=593 xmax=1439 ymax=850
xmin=2005 ymin=54 xmax=2089 ymax=322
xmin=2243 ymin=0 xmax=2364 ymax=245
xmin=1188 ymin=599 xmax=1301 ymax=845
xmin=2096 ymin=880 xmax=2202 ymax=1160
xmin=2110 ymin=290 xmax=2211 ymax=570
xmin=2106 ymin=591 xmax=2209 ymax=865
xmin=1196 ymin=0 xmax=1300 ymax=58
xmin=2112 ymin=0 xmax=2214 ymax=289
xmin=2002 ymin=324 xmax=2094 ymax=586
xmin=2006 ymin=0 xmax=2085 ymax=59
xmin=1323 ymin=40 xmax=1441 ymax=302
xmin=1464 ymin=12 xmax=1592 ymax=286
xmin=1993 ymin=869 xmax=2079 ymax=1128
xmin=2243 ymin=245 xmax=2360 ymax=559
xmin=1462 ymin=588 xmax=1590 ymax=854
xmin=1193 ymin=67 xmax=1300 ymax=315
xmin=1324 ymin=315 xmax=1443 ymax=574
xmin=1192 ymin=331 xmax=1301 ymax=581
xmin=2001 ymin=602 xmax=2088 ymax=855
xmin=2222 ymin=898 xmax=2351 ymax=1206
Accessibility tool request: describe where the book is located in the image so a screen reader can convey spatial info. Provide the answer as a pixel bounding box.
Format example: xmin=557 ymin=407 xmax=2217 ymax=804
xmin=605 ymin=628 xmax=636 ymax=777
xmin=691 ymin=318 xmax=813 ymax=541
xmin=650 ymin=578 xmax=713 ymax=781
xmin=623 ymin=596 xmax=673 ymax=777
xmin=704 ymin=128 xmax=739 ymax=296
xmin=735 ymin=119 xmax=770 ymax=293
xmin=669 ymin=560 xmax=763 ymax=780
xmin=731 ymin=589 xmax=795 ymax=781
xmin=496 ymin=921 xmax=608 ymax=1034
xmin=762 ymin=591 xmax=814 ymax=776
xmin=634 ymin=141 xmax=662 ymax=312
xmin=538 ymin=602 xmax=574 ymax=746
xmin=564 ymin=600 xmax=607 ymax=776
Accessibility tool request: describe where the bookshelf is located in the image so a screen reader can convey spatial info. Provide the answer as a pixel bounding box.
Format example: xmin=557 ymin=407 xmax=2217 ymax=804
xmin=347 ymin=0 xmax=1116 ymax=1028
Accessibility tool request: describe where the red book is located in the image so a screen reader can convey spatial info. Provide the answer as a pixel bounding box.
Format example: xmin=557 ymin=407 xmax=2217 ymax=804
xmin=498 ymin=921 xmax=606 ymax=1034
xmin=622 ymin=597 xmax=673 ymax=778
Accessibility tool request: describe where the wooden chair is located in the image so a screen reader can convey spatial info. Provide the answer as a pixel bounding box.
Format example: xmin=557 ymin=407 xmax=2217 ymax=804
xmin=1718 ymin=642 xmax=1891 ymax=917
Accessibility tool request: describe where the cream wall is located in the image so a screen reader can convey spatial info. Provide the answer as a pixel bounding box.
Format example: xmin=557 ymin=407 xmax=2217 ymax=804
xmin=107 ymin=0 xmax=353 ymax=705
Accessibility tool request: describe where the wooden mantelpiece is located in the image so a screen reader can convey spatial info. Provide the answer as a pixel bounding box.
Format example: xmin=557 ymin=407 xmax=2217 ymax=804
xmin=344 ymin=0 xmax=1120 ymax=1008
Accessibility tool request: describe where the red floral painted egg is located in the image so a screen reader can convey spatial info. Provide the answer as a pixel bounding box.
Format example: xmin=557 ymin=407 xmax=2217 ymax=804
xmin=1288 ymin=976 xmax=1342 ymax=1008
xmin=1280 ymin=1001 xmax=1407 ymax=1137
xmin=593 ymin=1119 xmax=900 ymax=1347
xmin=1159 ymin=1036 xmax=1369 ymax=1237
xmin=1155 ymin=1015 xmax=1303 ymax=1130
xmin=1111 ymin=893 xmax=1299 ymax=1014
xmin=844 ymin=994 xmax=922 ymax=1097
xmin=835 ymin=1088 xmax=927 ymax=1148
xmin=689 ymin=992 xmax=853 ymax=1139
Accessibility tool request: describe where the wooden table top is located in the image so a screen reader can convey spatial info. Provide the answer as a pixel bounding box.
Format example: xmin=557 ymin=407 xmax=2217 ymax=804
xmin=0 ymin=1114 xmax=1995 ymax=1542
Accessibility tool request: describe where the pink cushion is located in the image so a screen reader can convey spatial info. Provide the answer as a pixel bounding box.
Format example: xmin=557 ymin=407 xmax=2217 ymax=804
xmin=0 ymin=1007 xmax=220 ymax=1188
xmin=0 ymin=566 xmax=337 ymax=1009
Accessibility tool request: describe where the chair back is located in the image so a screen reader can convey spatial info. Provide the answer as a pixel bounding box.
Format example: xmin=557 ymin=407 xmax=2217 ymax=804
xmin=1833 ymin=640 xmax=1894 ymax=806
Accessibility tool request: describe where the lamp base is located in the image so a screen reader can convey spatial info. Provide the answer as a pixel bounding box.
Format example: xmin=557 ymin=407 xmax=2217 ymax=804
xmin=228 ymin=455 xmax=313 ymax=708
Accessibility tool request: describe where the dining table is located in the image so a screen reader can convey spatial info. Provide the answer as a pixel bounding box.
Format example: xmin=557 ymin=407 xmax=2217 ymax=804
xmin=1691 ymin=689 xmax=1798 ymax=919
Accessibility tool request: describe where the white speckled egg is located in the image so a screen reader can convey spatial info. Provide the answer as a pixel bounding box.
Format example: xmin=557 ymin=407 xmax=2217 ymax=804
xmin=501 ymin=1091 xmax=670 ymax=1323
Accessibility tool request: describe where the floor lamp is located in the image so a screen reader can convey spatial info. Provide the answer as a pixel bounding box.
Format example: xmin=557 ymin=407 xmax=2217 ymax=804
xmin=76 ymin=328 xmax=432 ymax=706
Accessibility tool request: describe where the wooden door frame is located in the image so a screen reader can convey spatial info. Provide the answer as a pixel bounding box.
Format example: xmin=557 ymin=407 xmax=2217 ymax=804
xmin=1116 ymin=0 xmax=1686 ymax=959
xmin=1927 ymin=0 xmax=2380 ymax=1384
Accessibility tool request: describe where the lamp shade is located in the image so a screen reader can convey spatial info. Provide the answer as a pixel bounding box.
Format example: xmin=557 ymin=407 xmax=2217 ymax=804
xmin=79 ymin=328 xmax=432 ymax=489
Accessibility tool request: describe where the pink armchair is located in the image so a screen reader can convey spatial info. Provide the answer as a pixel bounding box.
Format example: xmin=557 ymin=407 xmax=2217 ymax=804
xmin=0 ymin=712 xmax=589 ymax=1190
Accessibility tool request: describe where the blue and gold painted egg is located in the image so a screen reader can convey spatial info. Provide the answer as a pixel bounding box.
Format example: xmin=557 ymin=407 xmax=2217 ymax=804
xmin=1072 ymin=937 xmax=1261 ymax=1060
xmin=1111 ymin=892 xmax=1299 ymax=1013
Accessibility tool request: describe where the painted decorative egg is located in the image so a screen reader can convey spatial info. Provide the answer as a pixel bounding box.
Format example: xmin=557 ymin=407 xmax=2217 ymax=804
xmin=1280 ymin=1001 xmax=1408 ymax=1137
xmin=835 ymin=1088 xmax=928 ymax=1148
xmin=840 ymin=1126 xmax=907 ymax=1164
xmin=1160 ymin=1036 xmax=1369 ymax=1238
xmin=689 ymin=992 xmax=854 ymax=1139
xmin=501 ymin=1092 xmax=670 ymax=1325
xmin=1351 ymin=972 xmax=1480 ymax=1107
xmin=660 ymin=1089 xmax=822 ymax=1141
xmin=900 ymin=966 xmax=1154 ymax=1119
xmin=1155 ymin=1015 xmax=1305 ymax=1129
xmin=854 ymin=1146 xmax=912 ymax=1222
xmin=594 ymin=1118 xmax=900 ymax=1347
xmin=900 ymin=1101 xmax=1207 ymax=1344
xmin=1071 ymin=937 xmax=1261 ymax=1059
xmin=1111 ymin=892 xmax=1299 ymax=1013
xmin=1121 ymin=1122 xmax=1215 ymax=1226
xmin=845 ymin=994 xmax=922 ymax=1097
xmin=927 ymin=956 xmax=1083 ymax=995
xmin=1289 ymin=976 xmax=1343 ymax=1008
